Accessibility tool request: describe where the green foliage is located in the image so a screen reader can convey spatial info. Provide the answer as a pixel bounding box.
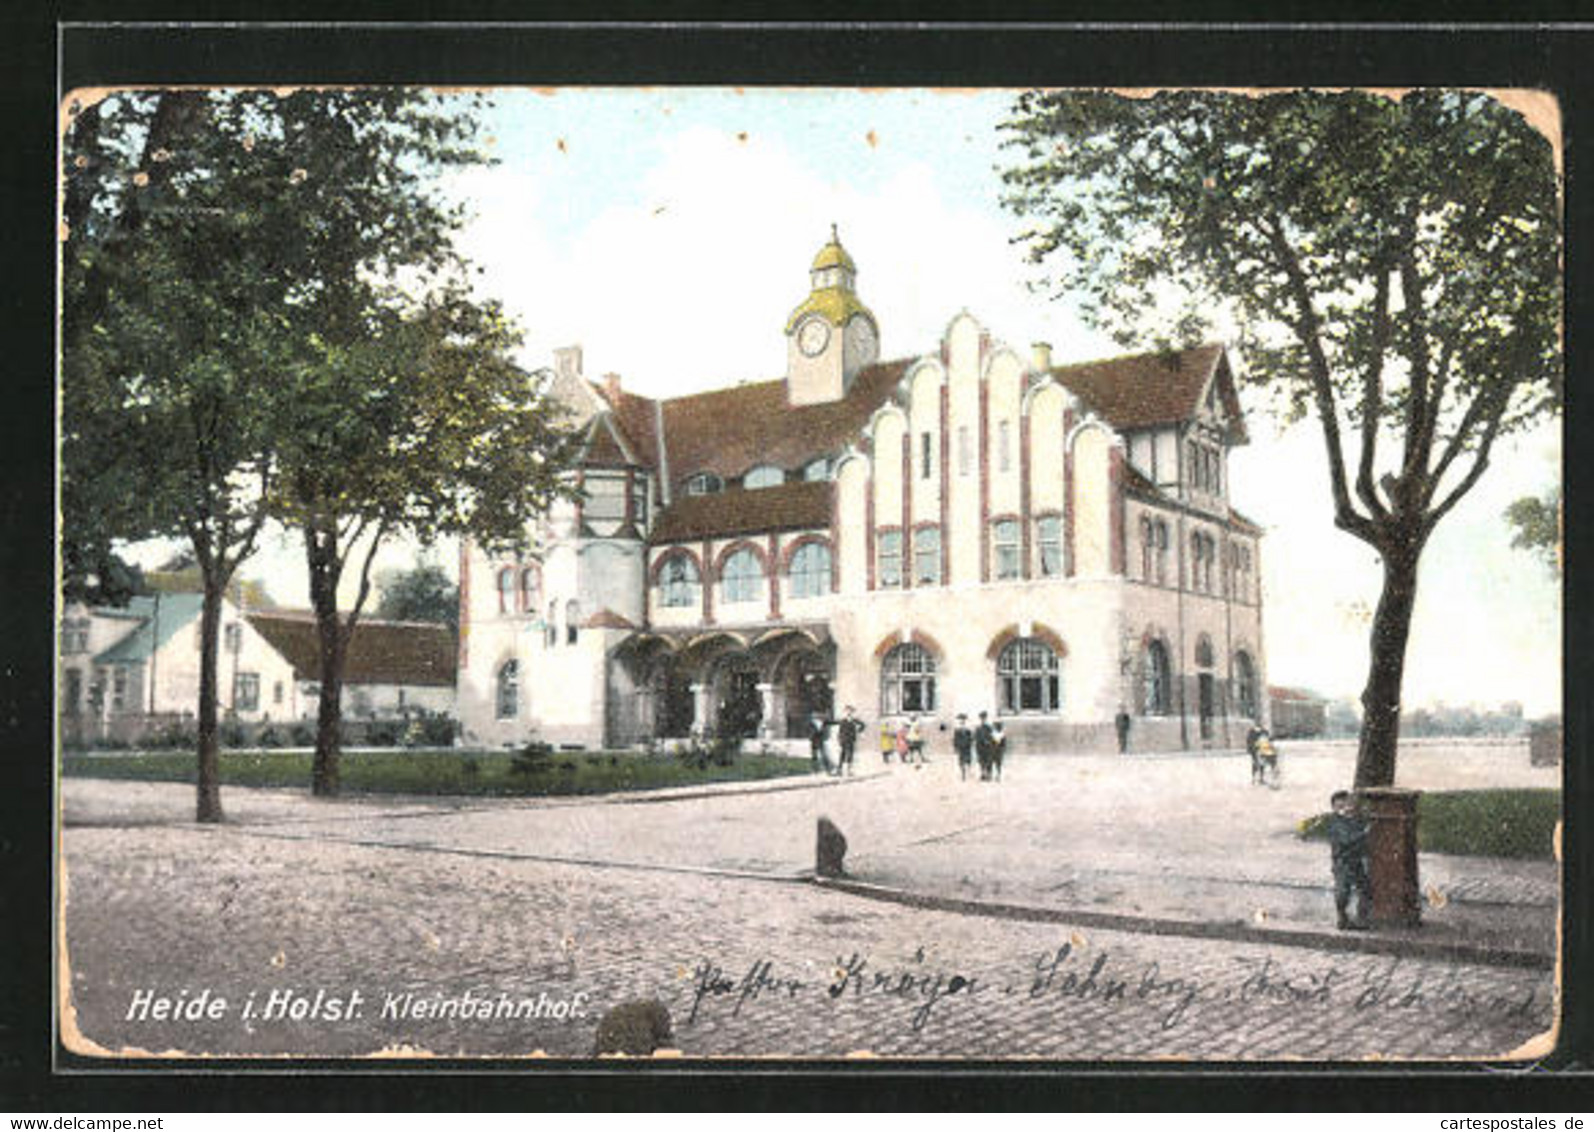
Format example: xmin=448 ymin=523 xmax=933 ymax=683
xmin=1504 ymin=489 xmax=1561 ymax=574
xmin=1297 ymin=789 xmax=1559 ymax=859
xmin=376 ymin=563 xmax=460 ymax=628
xmin=63 ymin=748 xmax=810 ymax=797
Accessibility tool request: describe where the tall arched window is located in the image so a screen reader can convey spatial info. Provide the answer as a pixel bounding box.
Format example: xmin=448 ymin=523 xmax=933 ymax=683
xmin=1235 ymin=651 xmax=1258 ymax=721
xmin=789 ymin=542 xmax=831 ymax=600
xmin=1154 ymin=520 xmax=1170 ymax=584
xmin=1195 ymin=633 xmax=1214 ymax=669
xmin=496 ymin=660 xmax=519 ymax=720
xmin=660 ymin=554 xmax=701 ymax=608
xmin=519 ymin=566 xmax=540 ymax=614
xmin=722 ymin=549 xmax=762 ymax=604
xmin=881 ymin=642 xmax=937 ymax=714
xmin=497 ymin=568 xmax=515 ymax=614
xmin=997 ymin=638 xmax=1062 ymax=715
xmin=1142 ymin=639 xmax=1171 ymax=715
xmin=1140 ymin=516 xmax=1155 ymax=580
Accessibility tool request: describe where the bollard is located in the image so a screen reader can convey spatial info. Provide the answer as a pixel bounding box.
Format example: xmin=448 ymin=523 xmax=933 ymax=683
xmin=817 ymin=816 xmax=848 ymax=877
xmin=1357 ymin=787 xmax=1421 ymax=928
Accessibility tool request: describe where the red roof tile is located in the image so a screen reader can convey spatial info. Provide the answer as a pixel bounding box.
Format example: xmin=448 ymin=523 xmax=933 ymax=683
xmin=247 ymin=612 xmax=457 ymax=687
xmin=649 ymin=480 xmax=831 ymax=545
xmin=1051 ymin=343 xmax=1246 ymax=442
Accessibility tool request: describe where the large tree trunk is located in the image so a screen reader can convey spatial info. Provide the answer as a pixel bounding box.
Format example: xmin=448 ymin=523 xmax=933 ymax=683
xmin=308 ymin=550 xmax=345 ymax=798
xmin=1354 ymin=545 xmax=1421 ymax=790
xmin=195 ymin=578 xmax=225 ymax=823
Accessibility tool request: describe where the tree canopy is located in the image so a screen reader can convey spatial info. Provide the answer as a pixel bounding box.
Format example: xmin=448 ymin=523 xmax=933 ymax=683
xmin=1000 ymin=89 xmax=1561 ymax=787
xmin=375 ymin=563 xmax=459 ymax=629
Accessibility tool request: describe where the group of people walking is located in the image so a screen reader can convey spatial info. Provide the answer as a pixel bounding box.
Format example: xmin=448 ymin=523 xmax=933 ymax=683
xmin=806 ymin=707 xmax=1007 ymax=781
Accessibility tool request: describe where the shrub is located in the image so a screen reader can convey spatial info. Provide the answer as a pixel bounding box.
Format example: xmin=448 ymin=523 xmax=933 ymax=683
xmin=711 ymin=735 xmax=740 ymax=767
xmin=289 ymin=723 xmax=316 ymax=746
xmin=256 ymin=726 xmax=282 ymax=749
xmin=365 ymin=720 xmax=405 ymax=747
xmin=220 ymin=722 xmax=247 ymax=748
xmin=511 ymin=741 xmax=554 ymax=776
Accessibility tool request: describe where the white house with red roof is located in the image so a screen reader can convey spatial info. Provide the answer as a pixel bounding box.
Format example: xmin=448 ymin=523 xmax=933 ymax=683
xmin=457 ymin=232 xmax=1267 ymax=754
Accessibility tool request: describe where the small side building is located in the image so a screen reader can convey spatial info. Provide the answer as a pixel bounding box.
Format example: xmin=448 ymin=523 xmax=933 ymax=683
xmin=246 ymin=612 xmax=457 ymax=721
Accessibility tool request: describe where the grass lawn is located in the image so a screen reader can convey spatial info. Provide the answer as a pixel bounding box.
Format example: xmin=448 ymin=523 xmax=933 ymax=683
xmin=61 ymin=747 xmax=814 ymax=798
xmin=1298 ymin=789 xmax=1561 ymax=860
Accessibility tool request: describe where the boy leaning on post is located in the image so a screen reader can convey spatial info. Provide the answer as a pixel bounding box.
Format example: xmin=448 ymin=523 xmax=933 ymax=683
xmin=1326 ymin=790 xmax=1372 ymax=931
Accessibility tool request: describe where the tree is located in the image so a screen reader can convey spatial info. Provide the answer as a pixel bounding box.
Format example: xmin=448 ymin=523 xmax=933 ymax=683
xmin=243 ymin=91 xmax=581 ymax=797
xmin=1001 ymin=90 xmax=1560 ymax=788
xmin=375 ymin=563 xmax=459 ymax=629
xmin=1504 ymin=488 xmax=1561 ymax=575
xmin=62 ymin=90 xmax=295 ymax=821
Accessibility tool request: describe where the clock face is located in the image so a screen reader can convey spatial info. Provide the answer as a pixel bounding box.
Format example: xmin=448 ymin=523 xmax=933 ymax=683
xmin=798 ymin=318 xmax=831 ymax=357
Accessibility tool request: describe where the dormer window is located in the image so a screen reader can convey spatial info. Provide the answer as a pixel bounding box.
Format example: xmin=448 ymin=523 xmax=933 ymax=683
xmin=803 ymin=457 xmax=832 ymax=482
xmin=744 ymin=465 xmax=784 ymax=490
xmin=685 ymin=473 xmax=723 ymax=496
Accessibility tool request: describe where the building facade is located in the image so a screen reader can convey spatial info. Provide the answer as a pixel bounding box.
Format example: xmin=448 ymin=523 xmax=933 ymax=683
xmin=457 ymin=233 xmax=1267 ymax=754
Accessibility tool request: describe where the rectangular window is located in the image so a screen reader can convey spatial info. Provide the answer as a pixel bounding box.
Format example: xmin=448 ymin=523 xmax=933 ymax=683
xmin=234 ymin=672 xmax=259 ymax=713
xmin=913 ymin=528 xmax=941 ymax=585
xmin=920 ymin=432 xmax=933 ymax=479
xmin=224 ymin=623 xmax=242 ymax=652
xmin=877 ymin=530 xmax=903 ymax=588
xmin=957 ymin=426 xmax=972 ymax=476
xmin=993 ymin=520 xmax=1020 ymax=580
xmin=62 ymin=619 xmax=90 ymax=655
xmin=65 ymin=669 xmax=83 ymax=712
xmin=274 ymin=680 xmax=285 ymax=705
xmin=584 ymin=476 xmax=626 ymax=522
xmin=111 ymin=667 xmax=128 ymax=711
xmin=631 ymin=480 xmax=649 ymax=527
xmin=1038 ymin=516 xmax=1063 ymax=577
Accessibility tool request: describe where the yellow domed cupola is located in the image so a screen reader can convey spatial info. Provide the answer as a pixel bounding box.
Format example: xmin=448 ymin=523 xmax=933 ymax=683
xmin=785 ymin=224 xmax=880 ymax=406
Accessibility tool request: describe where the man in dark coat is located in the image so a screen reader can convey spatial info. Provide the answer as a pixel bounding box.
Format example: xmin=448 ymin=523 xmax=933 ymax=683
xmin=1246 ymin=723 xmax=1268 ymax=785
xmin=974 ymin=711 xmax=996 ymax=781
xmin=834 ymin=705 xmax=864 ymax=776
xmin=952 ymin=713 xmax=974 ymax=780
xmin=809 ymin=714 xmax=835 ymax=775
xmin=1115 ymin=709 xmax=1131 ymax=754
xmin=1326 ymin=790 xmax=1372 ymax=930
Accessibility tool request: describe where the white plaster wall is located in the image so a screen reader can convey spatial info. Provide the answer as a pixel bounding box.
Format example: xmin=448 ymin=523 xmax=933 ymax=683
xmin=1072 ymin=425 xmax=1113 ymax=577
xmin=946 ymin=317 xmax=983 ymax=586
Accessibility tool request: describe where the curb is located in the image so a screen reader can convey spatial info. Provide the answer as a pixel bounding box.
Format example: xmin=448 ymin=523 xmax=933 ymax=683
xmin=811 ymin=876 xmax=1554 ymax=971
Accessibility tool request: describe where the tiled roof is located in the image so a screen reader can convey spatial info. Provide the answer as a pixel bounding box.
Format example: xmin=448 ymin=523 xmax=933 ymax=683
xmin=246 ymin=612 xmax=457 ymax=687
xmin=597 ymin=385 xmax=662 ymax=471
xmin=1051 ymin=343 xmax=1246 ymax=442
xmin=94 ymin=593 xmax=205 ymax=663
xmin=649 ymin=480 xmax=832 ymax=545
xmin=1269 ymin=686 xmax=1325 ymax=703
xmin=657 ymin=357 xmax=911 ymax=485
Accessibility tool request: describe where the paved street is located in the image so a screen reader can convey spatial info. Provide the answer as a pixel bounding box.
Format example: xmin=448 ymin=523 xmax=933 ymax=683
xmin=59 ymin=740 xmax=1559 ymax=1061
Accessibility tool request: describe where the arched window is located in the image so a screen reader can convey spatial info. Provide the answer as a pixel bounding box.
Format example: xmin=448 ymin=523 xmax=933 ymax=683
xmin=881 ymin=643 xmax=937 ymax=715
xmin=1195 ymin=633 xmax=1214 ymax=669
xmin=1140 ymin=517 xmax=1155 ymax=580
xmin=997 ymin=637 xmax=1062 ymax=715
xmin=721 ymin=549 xmax=762 ymax=604
xmin=1037 ymin=515 xmax=1063 ymax=577
xmin=519 ymin=566 xmax=540 ymax=613
xmin=1154 ymin=521 xmax=1169 ymax=584
xmin=913 ymin=527 xmax=941 ymax=585
xmin=497 ymin=567 xmax=515 ymax=614
xmin=1142 ymin=639 xmax=1171 ymax=716
xmin=803 ymin=457 xmax=832 ymax=482
xmin=565 ymin=600 xmax=581 ymax=645
xmin=685 ymin=472 xmax=723 ymax=496
xmin=789 ymin=542 xmax=831 ymax=600
xmin=1235 ymin=651 xmax=1258 ymax=721
xmin=743 ymin=465 xmax=784 ymax=489
xmin=660 ymin=554 xmax=701 ymax=608
xmin=496 ymin=660 xmax=519 ymax=720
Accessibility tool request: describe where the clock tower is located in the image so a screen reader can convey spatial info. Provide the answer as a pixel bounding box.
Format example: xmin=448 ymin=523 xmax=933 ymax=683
xmin=785 ymin=226 xmax=879 ymax=406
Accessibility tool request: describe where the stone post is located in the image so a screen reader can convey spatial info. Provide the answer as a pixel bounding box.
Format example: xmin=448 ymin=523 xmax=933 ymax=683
xmin=1358 ymin=787 xmax=1422 ymax=928
xmin=690 ymin=682 xmax=709 ymax=739
xmin=756 ymin=682 xmax=777 ymax=740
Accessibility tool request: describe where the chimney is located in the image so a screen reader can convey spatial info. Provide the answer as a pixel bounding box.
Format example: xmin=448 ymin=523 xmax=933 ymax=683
xmin=553 ymin=345 xmax=583 ymax=381
xmin=603 ymin=373 xmax=622 ymax=404
xmin=1031 ymin=341 xmax=1053 ymax=374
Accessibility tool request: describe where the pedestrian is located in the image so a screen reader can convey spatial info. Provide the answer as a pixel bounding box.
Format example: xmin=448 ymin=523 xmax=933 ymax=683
xmin=1115 ymin=708 xmax=1131 ymax=754
xmin=990 ymin=720 xmax=1007 ymax=782
xmin=894 ymin=719 xmax=911 ymax=768
xmin=907 ymin=714 xmax=927 ymax=764
xmin=1257 ymin=729 xmax=1279 ymax=787
xmin=1246 ymin=722 xmax=1267 ymax=785
xmin=809 ymin=713 xmax=835 ymax=776
xmin=974 ymin=711 xmax=995 ymax=781
xmin=952 ymin=713 xmax=974 ymax=781
xmin=880 ymin=719 xmax=895 ymax=765
xmin=835 ymin=705 xmax=864 ymax=776
xmin=1326 ymin=790 xmax=1372 ymax=931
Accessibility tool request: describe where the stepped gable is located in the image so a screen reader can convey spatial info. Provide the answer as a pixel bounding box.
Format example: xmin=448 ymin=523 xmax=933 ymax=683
xmin=247 ymin=612 xmax=456 ymax=687
xmin=648 ymin=480 xmax=832 ymax=545
xmin=1050 ymin=342 xmax=1246 ymax=442
xmin=660 ymin=356 xmax=912 ymax=483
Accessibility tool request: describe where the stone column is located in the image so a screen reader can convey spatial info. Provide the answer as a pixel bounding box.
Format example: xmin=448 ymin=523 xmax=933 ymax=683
xmin=1358 ymin=787 xmax=1422 ymax=928
xmin=756 ymin=682 xmax=777 ymax=739
xmin=690 ymin=682 xmax=710 ymax=739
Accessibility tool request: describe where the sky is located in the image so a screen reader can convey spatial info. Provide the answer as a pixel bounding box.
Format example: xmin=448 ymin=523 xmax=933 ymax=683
xmin=184 ymin=86 xmax=1562 ymax=716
